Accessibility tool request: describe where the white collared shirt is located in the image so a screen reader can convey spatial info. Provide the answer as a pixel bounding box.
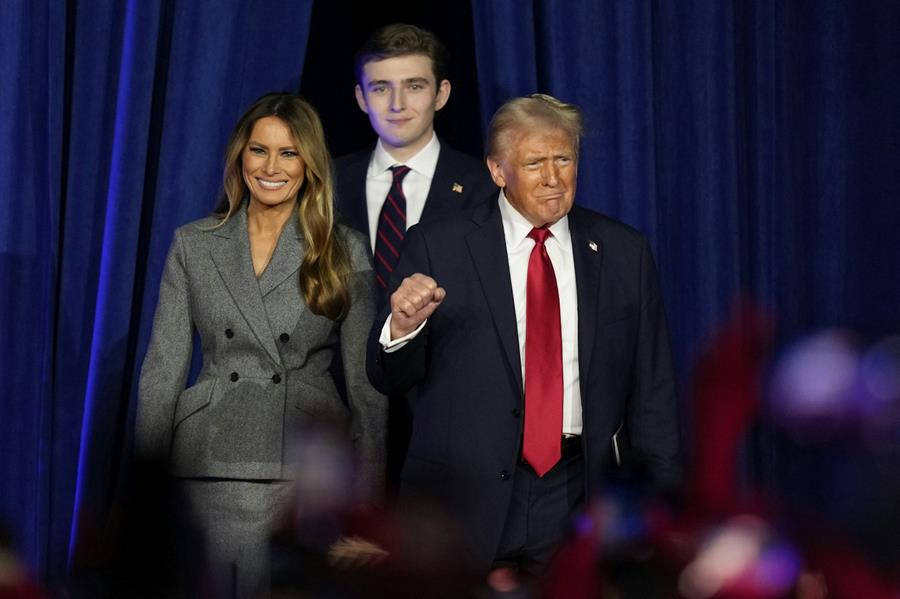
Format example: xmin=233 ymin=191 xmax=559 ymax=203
xmin=365 ymin=133 xmax=441 ymax=252
xmin=498 ymin=191 xmax=582 ymax=436
xmin=380 ymin=191 xmax=582 ymax=435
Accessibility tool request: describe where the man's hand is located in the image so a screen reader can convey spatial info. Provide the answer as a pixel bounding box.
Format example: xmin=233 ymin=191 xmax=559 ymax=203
xmin=389 ymin=273 xmax=446 ymax=340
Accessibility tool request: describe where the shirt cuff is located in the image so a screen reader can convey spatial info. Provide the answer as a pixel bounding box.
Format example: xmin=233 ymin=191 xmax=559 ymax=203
xmin=379 ymin=314 xmax=427 ymax=353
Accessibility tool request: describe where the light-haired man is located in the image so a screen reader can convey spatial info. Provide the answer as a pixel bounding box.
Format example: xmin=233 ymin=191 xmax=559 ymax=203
xmin=368 ymin=94 xmax=681 ymax=575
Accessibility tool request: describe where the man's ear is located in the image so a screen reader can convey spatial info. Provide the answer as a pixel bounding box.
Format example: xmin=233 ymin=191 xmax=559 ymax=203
xmin=434 ymin=80 xmax=451 ymax=112
xmin=354 ymin=85 xmax=369 ymax=114
xmin=486 ymin=156 xmax=506 ymax=188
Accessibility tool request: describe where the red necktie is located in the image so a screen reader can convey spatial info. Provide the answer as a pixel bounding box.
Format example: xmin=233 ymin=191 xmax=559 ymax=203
xmin=373 ymin=165 xmax=411 ymax=289
xmin=522 ymin=227 xmax=563 ymax=477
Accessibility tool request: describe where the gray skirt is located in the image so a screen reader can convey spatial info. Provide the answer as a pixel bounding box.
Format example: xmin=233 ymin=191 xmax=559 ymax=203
xmin=181 ymin=479 xmax=292 ymax=599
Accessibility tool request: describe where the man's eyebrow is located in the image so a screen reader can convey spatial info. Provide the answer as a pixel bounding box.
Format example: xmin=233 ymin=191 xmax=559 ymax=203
xmin=366 ymin=77 xmax=431 ymax=88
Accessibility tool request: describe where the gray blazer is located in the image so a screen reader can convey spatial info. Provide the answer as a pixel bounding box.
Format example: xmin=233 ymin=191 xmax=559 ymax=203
xmin=136 ymin=203 xmax=386 ymax=492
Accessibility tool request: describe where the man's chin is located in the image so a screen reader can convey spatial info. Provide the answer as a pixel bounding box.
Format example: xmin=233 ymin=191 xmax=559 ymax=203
xmin=541 ymin=202 xmax=568 ymax=220
xmin=379 ymin=132 xmax=429 ymax=156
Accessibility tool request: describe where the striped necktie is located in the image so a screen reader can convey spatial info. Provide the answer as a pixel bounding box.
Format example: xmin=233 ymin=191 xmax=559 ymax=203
xmin=373 ymin=165 xmax=411 ymax=289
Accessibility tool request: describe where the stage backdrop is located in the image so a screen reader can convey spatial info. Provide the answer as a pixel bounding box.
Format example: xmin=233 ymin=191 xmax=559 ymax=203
xmin=1 ymin=0 xmax=898 ymax=586
xmin=0 ymin=0 xmax=314 ymax=583
xmin=472 ymin=0 xmax=900 ymax=373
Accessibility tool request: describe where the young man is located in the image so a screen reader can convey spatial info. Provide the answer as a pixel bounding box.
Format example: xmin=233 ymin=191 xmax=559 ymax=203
xmin=335 ymin=23 xmax=495 ymax=295
xmin=335 ymin=24 xmax=496 ymax=494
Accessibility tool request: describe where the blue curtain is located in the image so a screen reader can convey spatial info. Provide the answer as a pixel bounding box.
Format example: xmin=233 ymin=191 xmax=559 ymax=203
xmin=3 ymin=0 xmax=899 ymax=587
xmin=471 ymin=0 xmax=900 ymax=378
xmin=0 ymin=0 xmax=313 ymax=583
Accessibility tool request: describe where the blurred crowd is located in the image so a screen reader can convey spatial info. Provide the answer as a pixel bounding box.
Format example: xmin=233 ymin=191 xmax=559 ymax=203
xmin=3 ymin=307 xmax=898 ymax=598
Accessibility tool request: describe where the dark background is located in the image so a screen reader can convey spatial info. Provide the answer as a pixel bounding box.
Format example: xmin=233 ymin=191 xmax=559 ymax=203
xmin=1 ymin=0 xmax=898 ymax=586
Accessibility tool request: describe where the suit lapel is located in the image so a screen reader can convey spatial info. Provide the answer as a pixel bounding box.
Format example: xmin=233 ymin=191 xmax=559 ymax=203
xmin=258 ymin=215 xmax=303 ymax=297
xmin=569 ymin=208 xmax=603 ymax=389
xmin=421 ymin=145 xmax=465 ymax=223
xmin=210 ymin=205 xmax=282 ymax=366
xmin=466 ymin=201 xmax=523 ymax=395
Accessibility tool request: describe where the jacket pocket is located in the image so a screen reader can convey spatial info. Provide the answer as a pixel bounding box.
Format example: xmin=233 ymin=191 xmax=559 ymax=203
xmin=173 ymin=377 xmax=215 ymax=428
xmin=291 ymin=375 xmax=349 ymax=424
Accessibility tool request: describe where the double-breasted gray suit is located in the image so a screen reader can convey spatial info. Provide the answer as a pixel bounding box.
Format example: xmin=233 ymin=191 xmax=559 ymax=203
xmin=137 ymin=203 xmax=386 ymax=492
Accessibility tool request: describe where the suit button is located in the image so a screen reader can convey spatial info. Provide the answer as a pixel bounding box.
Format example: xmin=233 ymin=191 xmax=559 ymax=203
xmin=279 ymin=333 xmax=290 ymax=343
xmin=500 ymin=470 xmax=510 ymax=480
xmin=230 ymin=372 xmax=239 ymax=382
xmin=272 ymin=373 xmax=282 ymax=384
xmin=511 ymin=408 xmax=521 ymax=418
xmin=225 ymin=328 xmax=234 ymax=339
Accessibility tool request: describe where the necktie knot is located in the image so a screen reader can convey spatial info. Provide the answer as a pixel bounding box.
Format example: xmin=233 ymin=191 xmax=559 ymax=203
xmin=528 ymin=226 xmax=552 ymax=245
xmin=390 ymin=165 xmax=411 ymax=182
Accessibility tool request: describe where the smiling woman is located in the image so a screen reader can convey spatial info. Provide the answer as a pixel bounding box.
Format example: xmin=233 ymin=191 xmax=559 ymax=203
xmin=240 ymin=116 xmax=309 ymax=276
xmin=217 ymin=94 xmax=353 ymax=318
xmin=242 ymin=116 xmax=307 ymax=208
xmin=135 ymin=93 xmax=386 ymax=598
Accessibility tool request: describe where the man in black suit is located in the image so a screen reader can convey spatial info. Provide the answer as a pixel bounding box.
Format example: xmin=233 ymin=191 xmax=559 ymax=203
xmin=367 ymin=94 xmax=681 ymax=575
xmin=335 ymin=23 xmax=495 ymax=295
xmin=335 ymin=24 xmax=495 ymax=493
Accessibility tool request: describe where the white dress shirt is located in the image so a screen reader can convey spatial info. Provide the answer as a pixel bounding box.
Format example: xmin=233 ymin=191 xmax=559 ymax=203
xmin=365 ymin=133 xmax=441 ymax=253
xmin=381 ymin=191 xmax=582 ymax=435
xmin=498 ymin=192 xmax=582 ymax=436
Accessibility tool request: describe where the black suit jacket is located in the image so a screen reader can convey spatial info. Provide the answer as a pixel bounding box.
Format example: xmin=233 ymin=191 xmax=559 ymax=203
xmin=334 ymin=140 xmax=497 ymax=258
xmin=367 ymin=198 xmax=681 ymax=571
xmin=334 ymin=140 xmax=497 ymax=493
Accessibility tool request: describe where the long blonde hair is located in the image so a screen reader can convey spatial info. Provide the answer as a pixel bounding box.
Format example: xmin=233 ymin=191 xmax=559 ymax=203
xmin=217 ymin=93 xmax=351 ymax=320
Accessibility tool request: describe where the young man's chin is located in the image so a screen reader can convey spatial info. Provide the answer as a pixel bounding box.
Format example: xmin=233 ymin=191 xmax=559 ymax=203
xmin=382 ymin=134 xmax=416 ymax=151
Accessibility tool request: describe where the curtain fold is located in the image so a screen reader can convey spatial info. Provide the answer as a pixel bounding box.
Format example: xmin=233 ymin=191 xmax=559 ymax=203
xmin=0 ymin=0 xmax=67 ymax=582
xmin=470 ymin=0 xmax=900 ymax=379
xmin=1 ymin=0 xmax=313 ymax=583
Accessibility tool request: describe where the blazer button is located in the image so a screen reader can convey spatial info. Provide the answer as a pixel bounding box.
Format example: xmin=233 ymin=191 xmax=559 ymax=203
xmin=500 ymin=470 xmax=510 ymax=480
xmin=230 ymin=372 xmax=239 ymax=382
xmin=272 ymin=373 xmax=282 ymax=384
xmin=511 ymin=408 xmax=521 ymax=418
xmin=279 ymin=333 xmax=290 ymax=343
xmin=225 ymin=328 xmax=234 ymax=339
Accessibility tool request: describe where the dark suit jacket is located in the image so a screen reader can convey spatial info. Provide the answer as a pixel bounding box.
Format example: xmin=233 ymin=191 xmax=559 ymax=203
xmin=366 ymin=198 xmax=681 ymax=571
xmin=334 ymin=139 xmax=497 ymax=492
xmin=334 ymin=140 xmax=496 ymax=263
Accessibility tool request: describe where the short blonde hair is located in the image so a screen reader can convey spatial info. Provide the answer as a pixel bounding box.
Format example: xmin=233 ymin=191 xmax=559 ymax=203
xmin=486 ymin=93 xmax=584 ymax=160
